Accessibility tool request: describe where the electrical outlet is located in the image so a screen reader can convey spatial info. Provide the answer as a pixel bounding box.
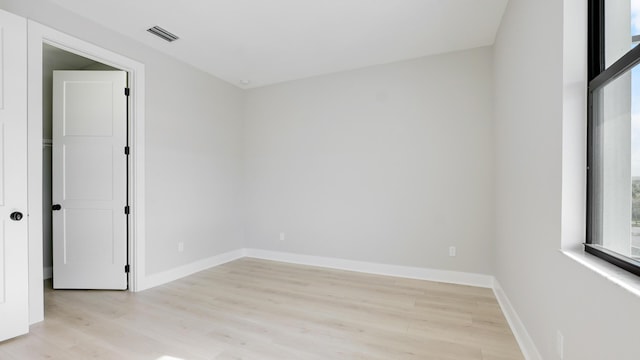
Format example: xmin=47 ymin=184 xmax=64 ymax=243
xmin=557 ymin=330 xmax=564 ymax=359
xmin=279 ymin=232 xmax=285 ymax=241
xmin=449 ymin=246 xmax=456 ymax=257
xmin=178 ymin=242 xmax=184 ymax=253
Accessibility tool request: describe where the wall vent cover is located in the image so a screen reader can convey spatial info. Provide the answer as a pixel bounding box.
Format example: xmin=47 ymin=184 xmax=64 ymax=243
xmin=147 ymin=26 xmax=179 ymax=42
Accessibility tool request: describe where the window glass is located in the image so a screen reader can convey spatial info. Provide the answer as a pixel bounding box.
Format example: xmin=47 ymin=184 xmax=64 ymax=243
xmin=605 ymin=1 xmax=640 ymax=67
xmin=633 ymin=49 xmax=640 ymax=259
xmin=591 ymin=64 xmax=640 ymax=259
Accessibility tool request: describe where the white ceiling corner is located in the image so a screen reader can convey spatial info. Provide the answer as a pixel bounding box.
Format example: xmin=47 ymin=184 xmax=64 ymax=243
xmin=48 ymin=0 xmax=508 ymax=88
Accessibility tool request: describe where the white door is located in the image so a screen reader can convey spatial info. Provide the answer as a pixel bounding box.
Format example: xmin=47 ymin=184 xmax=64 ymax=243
xmin=0 ymin=10 xmax=29 ymax=342
xmin=52 ymin=70 xmax=128 ymax=290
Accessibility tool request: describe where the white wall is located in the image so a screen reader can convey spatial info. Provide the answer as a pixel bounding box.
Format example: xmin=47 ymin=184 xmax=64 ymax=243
xmin=143 ymin=54 xmax=244 ymax=274
xmin=494 ymin=0 xmax=640 ymax=359
xmin=243 ymin=47 xmax=494 ymax=275
xmin=0 ymin=0 xmax=245 ymax=276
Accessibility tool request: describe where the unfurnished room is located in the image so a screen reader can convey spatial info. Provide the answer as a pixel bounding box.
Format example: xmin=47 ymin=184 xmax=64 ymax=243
xmin=0 ymin=0 xmax=639 ymax=359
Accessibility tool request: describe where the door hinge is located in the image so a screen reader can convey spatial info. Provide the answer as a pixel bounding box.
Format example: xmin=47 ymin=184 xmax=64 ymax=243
xmin=124 ymin=205 xmax=130 ymax=215
xmin=125 ymin=264 xmax=130 ymax=273
xmin=124 ymin=146 xmax=130 ymax=155
xmin=124 ymin=88 xmax=130 ymax=96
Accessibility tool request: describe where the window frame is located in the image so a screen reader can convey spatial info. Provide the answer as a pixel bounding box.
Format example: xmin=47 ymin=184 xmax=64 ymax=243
xmin=586 ymin=0 xmax=640 ymax=277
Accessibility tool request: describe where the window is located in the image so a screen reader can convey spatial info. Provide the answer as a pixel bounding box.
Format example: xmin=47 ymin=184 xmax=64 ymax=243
xmin=587 ymin=0 xmax=640 ymax=276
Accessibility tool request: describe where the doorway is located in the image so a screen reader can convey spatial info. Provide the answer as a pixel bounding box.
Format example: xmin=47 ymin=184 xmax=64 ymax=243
xmin=27 ymin=20 xmax=147 ymax=324
xmin=43 ymin=45 xmax=129 ymax=289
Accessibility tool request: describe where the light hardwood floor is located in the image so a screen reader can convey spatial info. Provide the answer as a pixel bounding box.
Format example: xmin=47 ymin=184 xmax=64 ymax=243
xmin=0 ymin=258 xmax=524 ymax=360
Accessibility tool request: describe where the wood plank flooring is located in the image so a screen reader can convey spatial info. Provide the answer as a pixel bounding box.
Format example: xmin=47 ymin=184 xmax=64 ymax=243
xmin=0 ymin=258 xmax=524 ymax=359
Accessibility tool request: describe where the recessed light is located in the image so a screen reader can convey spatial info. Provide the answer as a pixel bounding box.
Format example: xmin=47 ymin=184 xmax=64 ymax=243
xmin=240 ymin=80 xmax=250 ymax=85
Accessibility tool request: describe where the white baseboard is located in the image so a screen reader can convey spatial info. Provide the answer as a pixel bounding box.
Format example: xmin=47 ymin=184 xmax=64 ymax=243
xmin=140 ymin=249 xmax=246 ymax=290
xmin=43 ymin=266 xmax=52 ymax=280
xmin=138 ymin=248 xmax=494 ymax=290
xmin=244 ymin=248 xmax=494 ymax=288
xmin=493 ymin=280 xmax=542 ymax=360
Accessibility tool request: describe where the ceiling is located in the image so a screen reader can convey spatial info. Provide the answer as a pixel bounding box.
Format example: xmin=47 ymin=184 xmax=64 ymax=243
xmin=49 ymin=0 xmax=508 ymax=88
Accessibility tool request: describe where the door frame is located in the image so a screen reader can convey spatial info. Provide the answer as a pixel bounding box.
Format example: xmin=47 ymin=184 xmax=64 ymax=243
xmin=26 ymin=21 xmax=147 ymax=323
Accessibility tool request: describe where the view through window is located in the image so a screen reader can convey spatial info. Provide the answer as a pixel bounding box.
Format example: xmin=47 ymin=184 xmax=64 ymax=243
xmin=587 ymin=0 xmax=640 ymax=274
xmin=630 ymin=2 xmax=640 ymax=260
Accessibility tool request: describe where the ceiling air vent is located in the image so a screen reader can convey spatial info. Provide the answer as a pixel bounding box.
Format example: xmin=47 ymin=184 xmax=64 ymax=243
xmin=146 ymin=26 xmax=179 ymax=42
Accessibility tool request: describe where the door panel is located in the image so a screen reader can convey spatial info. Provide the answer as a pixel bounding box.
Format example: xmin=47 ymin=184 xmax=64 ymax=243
xmin=64 ymin=143 xmax=113 ymax=200
xmin=64 ymin=209 xmax=113 ymax=266
xmin=0 ymin=9 xmax=29 ymax=342
xmin=63 ymin=81 xmax=113 ymax=137
xmin=52 ymin=70 xmax=127 ymax=290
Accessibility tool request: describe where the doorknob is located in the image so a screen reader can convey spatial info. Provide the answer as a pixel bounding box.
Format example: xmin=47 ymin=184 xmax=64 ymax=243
xmin=9 ymin=211 xmax=23 ymax=221
xmin=52 ymin=204 xmax=62 ymax=211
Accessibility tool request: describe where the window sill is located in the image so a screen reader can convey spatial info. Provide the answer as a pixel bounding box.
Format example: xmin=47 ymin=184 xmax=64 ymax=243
xmin=561 ymin=249 xmax=640 ymax=298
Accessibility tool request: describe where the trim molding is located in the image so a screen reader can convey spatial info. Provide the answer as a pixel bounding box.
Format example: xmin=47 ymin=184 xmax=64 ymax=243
xmin=244 ymin=248 xmax=494 ymax=288
xmin=138 ymin=248 xmax=495 ymax=290
xmin=139 ymin=249 xmax=246 ymax=291
xmin=493 ymin=280 xmax=542 ymax=360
